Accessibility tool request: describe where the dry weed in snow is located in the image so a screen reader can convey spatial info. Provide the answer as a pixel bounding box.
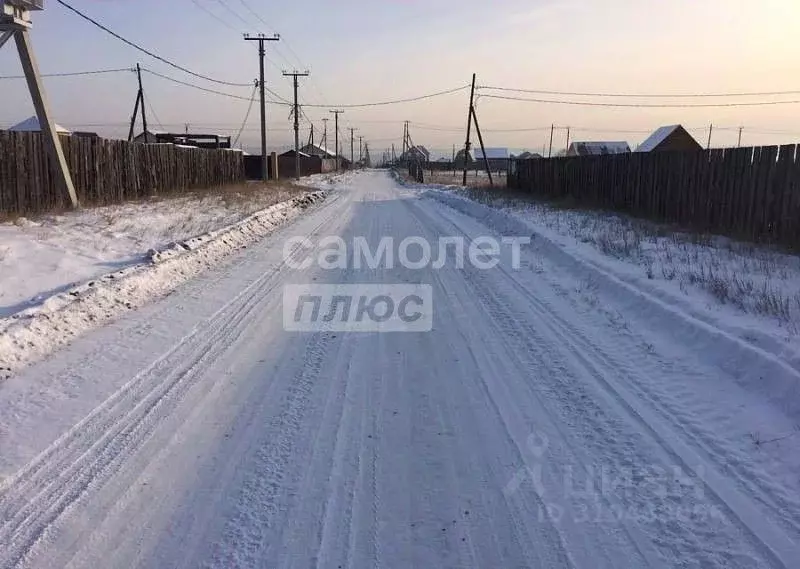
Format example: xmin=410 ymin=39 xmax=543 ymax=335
xmin=453 ymin=187 xmax=800 ymax=331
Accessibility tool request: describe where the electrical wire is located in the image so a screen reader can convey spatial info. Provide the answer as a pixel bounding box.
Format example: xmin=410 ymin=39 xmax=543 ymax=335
xmin=141 ymin=68 xmax=288 ymax=104
xmin=479 ymin=85 xmax=800 ymax=99
xmin=302 ymin=85 xmax=469 ymax=109
xmin=188 ymin=0 xmax=239 ymax=32
xmin=478 ymin=93 xmax=800 ymax=108
xmin=55 ymin=0 xmax=252 ymax=87
xmin=0 ymin=68 xmax=134 ymax=80
xmin=233 ymin=83 xmax=259 ymax=147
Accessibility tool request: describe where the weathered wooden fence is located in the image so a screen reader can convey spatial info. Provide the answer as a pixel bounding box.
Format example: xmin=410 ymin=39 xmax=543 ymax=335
xmin=509 ymin=145 xmax=800 ymax=248
xmin=0 ymin=130 xmax=245 ymax=215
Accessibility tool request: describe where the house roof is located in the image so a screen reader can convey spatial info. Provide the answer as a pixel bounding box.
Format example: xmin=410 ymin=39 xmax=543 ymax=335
xmin=279 ymin=149 xmax=312 ymax=158
xmin=474 ymin=147 xmax=509 ymax=160
xmin=569 ymin=141 xmax=631 ymax=156
xmin=8 ymin=116 xmax=70 ymax=134
xmin=300 ymin=143 xmax=336 ymax=158
xmin=636 ymin=125 xmax=681 ymax=152
xmin=516 ymin=151 xmax=543 ymax=160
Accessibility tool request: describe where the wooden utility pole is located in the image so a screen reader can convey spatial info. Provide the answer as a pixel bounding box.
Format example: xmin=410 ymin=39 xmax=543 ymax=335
xmin=707 ymin=124 xmax=713 ymax=150
xmin=307 ymin=123 xmax=314 ymax=147
xmin=359 ymin=135 xmax=363 ymax=163
xmin=283 ymin=71 xmax=309 ymax=180
xmin=548 ymin=124 xmax=554 ymax=158
xmin=2 ymin=3 xmax=77 ymax=207
xmin=462 ymin=73 xmax=476 ymax=185
xmin=329 ymin=110 xmax=344 ymax=170
xmin=245 ymin=33 xmax=280 ymax=182
xmin=565 ymin=126 xmax=570 ymax=155
xmin=471 ymin=106 xmax=493 ymax=187
xmin=738 ymin=127 xmax=743 ymax=148
xmin=321 ymin=117 xmax=329 ymax=150
xmin=349 ymin=127 xmax=358 ymax=166
xmin=137 ymin=64 xmax=148 ymax=142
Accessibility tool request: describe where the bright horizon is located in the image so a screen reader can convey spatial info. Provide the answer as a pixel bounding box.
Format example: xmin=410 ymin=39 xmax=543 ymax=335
xmin=1 ymin=0 xmax=799 ymax=157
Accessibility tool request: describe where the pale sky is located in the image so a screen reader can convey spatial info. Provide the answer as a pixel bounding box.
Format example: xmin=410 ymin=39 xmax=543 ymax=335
xmin=1 ymin=0 xmax=799 ymax=158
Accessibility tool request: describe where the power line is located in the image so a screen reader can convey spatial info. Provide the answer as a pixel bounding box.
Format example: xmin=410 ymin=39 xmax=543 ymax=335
xmin=479 ymin=85 xmax=800 ymax=99
xmin=233 ymin=82 xmax=259 ymax=147
xmin=0 ymin=68 xmax=134 ymax=80
xmin=141 ymin=67 xmax=287 ymax=104
xmin=478 ymin=93 xmax=800 ymax=108
xmin=303 ymin=85 xmax=469 ymax=108
xmin=55 ymin=0 xmax=252 ymax=87
xmin=188 ymin=0 xmax=237 ymax=32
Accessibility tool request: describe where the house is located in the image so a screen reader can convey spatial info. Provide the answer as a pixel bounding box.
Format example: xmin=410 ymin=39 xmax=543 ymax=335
xmin=277 ymin=149 xmax=337 ymax=178
xmin=473 ymin=147 xmax=510 ymax=171
xmin=636 ymin=125 xmax=702 ymax=153
xmin=8 ymin=115 xmax=70 ymax=134
xmin=567 ymin=141 xmax=631 ymax=156
xmin=134 ymin=130 xmax=232 ymax=149
xmin=300 ymin=143 xmax=336 ymax=159
xmin=515 ymin=151 xmax=543 ymax=160
xmin=399 ymin=145 xmax=430 ymax=163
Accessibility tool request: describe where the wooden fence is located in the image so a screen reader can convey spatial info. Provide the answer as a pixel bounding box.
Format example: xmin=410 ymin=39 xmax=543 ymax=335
xmin=508 ymin=145 xmax=800 ymax=248
xmin=0 ymin=130 xmax=245 ymax=215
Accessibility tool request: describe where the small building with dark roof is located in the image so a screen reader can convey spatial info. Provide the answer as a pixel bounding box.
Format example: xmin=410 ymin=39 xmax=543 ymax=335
xmin=636 ymin=125 xmax=702 ymax=152
xmin=567 ymin=141 xmax=631 ymax=157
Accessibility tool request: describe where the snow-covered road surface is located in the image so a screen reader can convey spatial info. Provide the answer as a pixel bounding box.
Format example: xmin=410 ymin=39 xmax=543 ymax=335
xmin=1 ymin=170 xmax=799 ymax=568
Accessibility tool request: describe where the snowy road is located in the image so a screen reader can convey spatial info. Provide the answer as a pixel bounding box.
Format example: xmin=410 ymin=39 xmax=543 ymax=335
xmin=1 ymin=171 xmax=799 ymax=568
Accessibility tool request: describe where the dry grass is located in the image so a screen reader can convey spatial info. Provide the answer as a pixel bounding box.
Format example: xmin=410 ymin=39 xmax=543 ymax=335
xmin=450 ymin=186 xmax=800 ymax=329
xmin=418 ymin=170 xmax=508 ymax=189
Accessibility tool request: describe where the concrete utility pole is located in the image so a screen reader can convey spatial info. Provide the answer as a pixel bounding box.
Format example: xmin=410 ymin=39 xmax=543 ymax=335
xmin=2 ymin=1 xmax=77 ymax=207
xmin=349 ymin=127 xmax=358 ymax=166
xmin=283 ymin=70 xmax=309 ymax=180
xmin=244 ymin=33 xmax=280 ymax=182
xmin=329 ymin=110 xmax=343 ymax=170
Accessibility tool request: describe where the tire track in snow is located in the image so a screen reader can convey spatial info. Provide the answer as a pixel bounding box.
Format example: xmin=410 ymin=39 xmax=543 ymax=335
xmin=425 ymin=197 xmax=799 ymax=568
xmin=0 ymin=200 xmax=344 ymax=569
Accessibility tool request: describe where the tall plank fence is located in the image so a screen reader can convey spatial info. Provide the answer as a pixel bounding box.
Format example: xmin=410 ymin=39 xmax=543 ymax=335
xmin=0 ymin=130 xmax=245 ymax=215
xmin=509 ymin=145 xmax=800 ymax=249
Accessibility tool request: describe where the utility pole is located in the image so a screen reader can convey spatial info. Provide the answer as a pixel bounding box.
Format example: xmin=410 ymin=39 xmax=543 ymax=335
xmin=359 ymin=135 xmax=363 ymax=163
xmin=707 ymin=124 xmax=713 ymax=150
xmin=738 ymin=127 xmax=743 ymax=148
xmin=245 ymin=33 xmax=280 ymax=182
xmin=2 ymin=2 xmax=77 ymax=207
xmin=137 ymin=64 xmax=149 ymax=142
xmin=349 ymin=127 xmax=358 ymax=166
xmin=321 ymin=117 xmax=329 ymax=151
xmin=548 ymin=124 xmax=555 ymax=158
xmin=283 ymin=70 xmax=309 ymax=180
xmin=307 ymin=123 xmax=314 ymax=147
xmin=329 ymin=110 xmax=344 ymax=170
xmin=462 ymin=74 xmax=476 ymax=185
xmin=565 ymin=126 xmax=570 ymax=155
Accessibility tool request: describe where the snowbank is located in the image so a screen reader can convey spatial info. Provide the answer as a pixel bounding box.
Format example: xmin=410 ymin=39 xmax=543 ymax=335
xmin=0 ymin=192 xmax=328 ymax=378
xmin=0 ymin=187 xmax=309 ymax=318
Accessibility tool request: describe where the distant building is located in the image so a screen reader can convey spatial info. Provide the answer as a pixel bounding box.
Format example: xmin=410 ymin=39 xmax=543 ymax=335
xmin=134 ymin=130 xmax=232 ymax=149
xmin=515 ymin=151 xmax=543 ymax=160
xmin=473 ymin=147 xmax=510 ymax=171
xmin=8 ymin=115 xmax=70 ymax=134
xmin=567 ymin=141 xmax=631 ymax=157
xmin=300 ymin=143 xmax=336 ymax=159
xmin=636 ymin=125 xmax=702 ymax=152
xmin=399 ymin=145 xmax=430 ymax=163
